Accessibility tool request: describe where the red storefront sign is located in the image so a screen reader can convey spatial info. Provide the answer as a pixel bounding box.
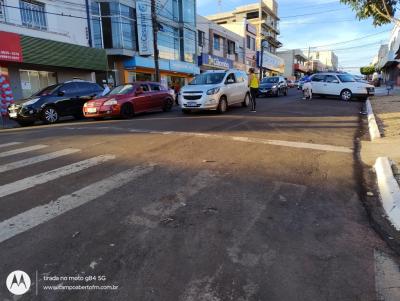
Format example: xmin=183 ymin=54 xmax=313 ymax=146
xmin=0 ymin=31 xmax=23 ymax=62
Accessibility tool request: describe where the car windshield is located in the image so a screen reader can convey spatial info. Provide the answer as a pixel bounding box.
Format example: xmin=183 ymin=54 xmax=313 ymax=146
xmin=33 ymin=84 xmax=62 ymax=96
xmin=109 ymin=84 xmax=135 ymax=95
xmin=189 ymin=73 xmax=225 ymax=85
xmin=337 ymin=74 xmax=356 ymax=83
xmin=262 ymin=77 xmax=279 ymax=83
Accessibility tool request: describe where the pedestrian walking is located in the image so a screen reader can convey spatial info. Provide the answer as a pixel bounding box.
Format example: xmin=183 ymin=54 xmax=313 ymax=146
xmin=0 ymin=74 xmax=14 ymax=128
xmin=248 ymin=68 xmax=259 ymax=112
xmin=302 ymin=72 xmax=313 ymax=100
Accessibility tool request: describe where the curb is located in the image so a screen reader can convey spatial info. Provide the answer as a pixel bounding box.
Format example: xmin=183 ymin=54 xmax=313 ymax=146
xmin=366 ymin=98 xmax=381 ymax=140
xmin=374 ymin=157 xmax=400 ymax=231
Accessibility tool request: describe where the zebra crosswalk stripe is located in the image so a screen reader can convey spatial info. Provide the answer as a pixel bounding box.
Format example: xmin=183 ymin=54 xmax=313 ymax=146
xmin=0 ymin=154 xmax=115 ymax=198
xmin=0 ymin=164 xmax=155 ymax=243
xmin=0 ymin=142 xmax=23 ymax=149
xmin=0 ymin=148 xmax=81 ymax=174
xmin=0 ymin=145 xmax=48 ymax=158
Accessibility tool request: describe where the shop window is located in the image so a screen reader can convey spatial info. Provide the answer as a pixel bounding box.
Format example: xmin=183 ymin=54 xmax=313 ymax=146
xmin=19 ymin=70 xmax=57 ymax=98
xmin=184 ymin=28 xmax=196 ymax=63
xmin=20 ymin=0 xmax=47 ymax=30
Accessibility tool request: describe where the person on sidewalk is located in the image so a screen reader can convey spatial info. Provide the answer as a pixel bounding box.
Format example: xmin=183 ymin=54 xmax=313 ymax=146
xmin=302 ymin=72 xmax=313 ymax=100
xmin=248 ymin=68 xmax=259 ymax=112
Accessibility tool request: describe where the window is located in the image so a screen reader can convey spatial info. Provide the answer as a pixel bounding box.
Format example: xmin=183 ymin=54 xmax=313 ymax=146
xmin=227 ymin=40 xmax=235 ymax=55
xmin=61 ymin=83 xmax=80 ymax=94
xmin=0 ymin=0 xmax=5 ymax=21
xmin=157 ymin=0 xmax=178 ymax=21
xmin=182 ymin=0 xmax=195 ymax=25
xmin=184 ymin=28 xmax=196 ymax=63
xmin=198 ymin=30 xmax=205 ymax=47
xmin=226 ymin=73 xmax=236 ymax=83
xmin=91 ymin=1 xmax=136 ymax=50
xmin=214 ymin=35 xmax=220 ymax=50
xmin=20 ymin=0 xmax=47 ymax=30
xmin=19 ymin=69 xmax=57 ymax=98
xmin=311 ymin=75 xmax=325 ymax=82
xmin=149 ymin=84 xmax=161 ymax=91
xmin=139 ymin=84 xmax=150 ymax=92
xmin=246 ymin=36 xmax=255 ymax=50
xmin=235 ymin=72 xmax=245 ymax=83
xmin=158 ymin=23 xmax=180 ymax=60
xmin=325 ymin=75 xmax=338 ymax=83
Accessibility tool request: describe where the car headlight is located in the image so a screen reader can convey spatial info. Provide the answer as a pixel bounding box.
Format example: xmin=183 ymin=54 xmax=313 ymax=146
xmin=22 ymin=98 xmax=40 ymax=107
xmin=83 ymin=102 xmax=88 ymax=107
xmin=103 ymin=99 xmax=117 ymax=106
xmin=206 ymin=87 xmax=220 ymax=95
xmin=272 ymin=85 xmax=277 ymax=89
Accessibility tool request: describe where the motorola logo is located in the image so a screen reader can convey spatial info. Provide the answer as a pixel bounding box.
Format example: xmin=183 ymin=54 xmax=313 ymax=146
xmin=6 ymin=270 xmax=31 ymax=295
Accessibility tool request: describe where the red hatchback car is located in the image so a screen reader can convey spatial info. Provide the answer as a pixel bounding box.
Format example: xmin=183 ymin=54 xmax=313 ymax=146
xmin=83 ymin=82 xmax=174 ymax=119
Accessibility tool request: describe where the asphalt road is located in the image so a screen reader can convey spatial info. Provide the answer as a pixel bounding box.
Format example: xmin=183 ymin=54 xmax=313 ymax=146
xmin=0 ymin=89 xmax=396 ymax=300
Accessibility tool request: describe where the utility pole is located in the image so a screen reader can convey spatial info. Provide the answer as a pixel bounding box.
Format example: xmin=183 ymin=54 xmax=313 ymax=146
xmin=307 ymin=46 xmax=311 ymax=72
xmin=151 ymin=0 xmax=160 ymax=82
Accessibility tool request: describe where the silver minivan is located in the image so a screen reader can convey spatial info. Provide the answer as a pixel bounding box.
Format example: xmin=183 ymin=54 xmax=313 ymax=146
xmin=179 ymin=70 xmax=250 ymax=114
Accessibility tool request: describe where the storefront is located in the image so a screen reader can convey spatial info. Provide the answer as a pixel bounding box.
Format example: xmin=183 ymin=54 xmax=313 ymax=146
xmin=198 ymin=54 xmax=234 ymax=72
xmin=0 ymin=31 xmax=107 ymax=100
xmin=123 ymin=56 xmax=200 ymax=90
xmin=257 ymin=50 xmax=285 ymax=77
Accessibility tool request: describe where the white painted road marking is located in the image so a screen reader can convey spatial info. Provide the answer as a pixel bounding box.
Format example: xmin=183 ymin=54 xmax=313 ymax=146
xmin=0 ymin=154 xmax=115 ymax=198
xmin=0 ymin=148 xmax=81 ymax=173
xmin=0 ymin=142 xmax=22 ymax=149
xmin=129 ymin=129 xmax=353 ymax=153
xmin=0 ymin=145 xmax=48 ymax=158
xmin=0 ymin=165 xmax=155 ymax=243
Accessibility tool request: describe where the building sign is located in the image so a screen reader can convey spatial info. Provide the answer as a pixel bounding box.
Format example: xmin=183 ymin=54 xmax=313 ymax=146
xmin=136 ymin=1 xmax=154 ymax=56
xmin=199 ymin=54 xmax=233 ymax=70
xmin=257 ymin=50 xmax=285 ymax=73
xmin=0 ymin=31 xmax=23 ymax=62
xmin=246 ymin=24 xmax=257 ymax=35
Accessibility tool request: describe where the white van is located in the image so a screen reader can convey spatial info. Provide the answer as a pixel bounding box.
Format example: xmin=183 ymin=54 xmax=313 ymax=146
xmin=179 ymin=70 xmax=250 ymax=114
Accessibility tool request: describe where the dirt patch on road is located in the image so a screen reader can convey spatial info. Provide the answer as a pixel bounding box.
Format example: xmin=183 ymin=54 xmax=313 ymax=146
xmin=370 ymin=95 xmax=400 ymax=137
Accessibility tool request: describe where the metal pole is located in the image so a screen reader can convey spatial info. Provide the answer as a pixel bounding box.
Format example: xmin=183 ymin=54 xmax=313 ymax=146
xmin=151 ymin=0 xmax=160 ymax=82
xmin=85 ymin=0 xmax=93 ymax=47
xmin=259 ymin=43 xmax=264 ymax=82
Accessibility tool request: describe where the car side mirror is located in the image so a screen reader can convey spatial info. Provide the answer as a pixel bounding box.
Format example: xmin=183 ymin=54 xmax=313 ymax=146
xmin=58 ymin=90 xmax=65 ymax=96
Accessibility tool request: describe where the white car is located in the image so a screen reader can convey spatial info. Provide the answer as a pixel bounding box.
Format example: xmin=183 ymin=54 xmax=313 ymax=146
xmin=179 ymin=70 xmax=250 ymax=114
xmin=310 ymin=73 xmax=375 ymax=101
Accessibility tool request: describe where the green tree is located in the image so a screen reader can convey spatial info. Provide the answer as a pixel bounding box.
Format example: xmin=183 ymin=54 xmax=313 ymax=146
xmin=360 ymin=66 xmax=376 ymax=75
xmin=340 ymin=0 xmax=399 ymax=26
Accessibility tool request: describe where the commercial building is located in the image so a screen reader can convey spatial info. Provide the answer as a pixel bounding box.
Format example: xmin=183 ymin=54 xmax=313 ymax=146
xmin=206 ymin=0 xmax=283 ymax=75
xmin=277 ymin=49 xmax=308 ymax=79
xmin=90 ymin=0 xmax=199 ymax=89
xmin=309 ymin=51 xmax=339 ymax=72
xmin=379 ymin=24 xmax=400 ymax=85
xmin=196 ymin=15 xmax=245 ymax=72
xmin=0 ymin=0 xmax=107 ymax=100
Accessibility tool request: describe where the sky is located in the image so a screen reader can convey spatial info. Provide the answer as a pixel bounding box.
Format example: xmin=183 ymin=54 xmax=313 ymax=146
xmin=197 ymin=0 xmax=393 ymax=74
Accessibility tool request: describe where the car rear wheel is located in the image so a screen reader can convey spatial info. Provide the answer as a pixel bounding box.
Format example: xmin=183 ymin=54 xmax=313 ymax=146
xmin=120 ymin=103 xmax=134 ymax=119
xmin=42 ymin=106 xmax=59 ymax=124
xmin=217 ymin=97 xmax=228 ymax=114
xmin=242 ymin=93 xmax=250 ymax=107
xmin=283 ymin=88 xmax=288 ymax=96
xmin=163 ymin=98 xmax=173 ymax=112
xmin=340 ymin=89 xmax=352 ymax=101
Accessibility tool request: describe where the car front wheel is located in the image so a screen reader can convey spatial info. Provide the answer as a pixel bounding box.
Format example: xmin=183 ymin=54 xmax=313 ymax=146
xmin=242 ymin=93 xmax=250 ymax=107
xmin=340 ymin=89 xmax=352 ymax=101
xmin=42 ymin=107 xmax=59 ymax=124
xmin=217 ymin=97 xmax=228 ymax=114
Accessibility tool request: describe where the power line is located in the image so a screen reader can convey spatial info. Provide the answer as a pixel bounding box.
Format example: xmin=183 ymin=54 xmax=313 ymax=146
xmin=280 ymin=7 xmax=347 ymax=19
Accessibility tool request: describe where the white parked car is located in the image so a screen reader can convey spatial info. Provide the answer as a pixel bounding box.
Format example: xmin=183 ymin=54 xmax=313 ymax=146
xmin=310 ymin=72 xmax=375 ymax=101
xmin=179 ymin=70 xmax=250 ymax=114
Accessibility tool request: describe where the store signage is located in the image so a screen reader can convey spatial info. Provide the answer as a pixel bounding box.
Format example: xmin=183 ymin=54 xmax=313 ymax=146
xmin=136 ymin=1 xmax=154 ymax=56
xmin=0 ymin=31 xmax=23 ymax=62
xmin=257 ymin=50 xmax=285 ymax=73
xmin=246 ymin=24 xmax=257 ymax=35
xmin=199 ymin=54 xmax=233 ymax=70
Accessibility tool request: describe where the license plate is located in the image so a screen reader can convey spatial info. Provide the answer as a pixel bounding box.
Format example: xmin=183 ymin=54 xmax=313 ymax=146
xmin=87 ymin=108 xmax=97 ymax=113
xmin=187 ymin=102 xmax=197 ymax=107
xmin=9 ymin=112 xmax=17 ymax=118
